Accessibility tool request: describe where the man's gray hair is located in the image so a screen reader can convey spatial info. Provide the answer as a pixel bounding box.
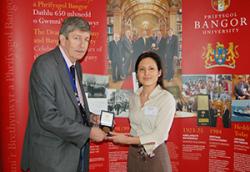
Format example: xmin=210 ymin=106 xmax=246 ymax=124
xmin=59 ymin=16 xmax=90 ymax=38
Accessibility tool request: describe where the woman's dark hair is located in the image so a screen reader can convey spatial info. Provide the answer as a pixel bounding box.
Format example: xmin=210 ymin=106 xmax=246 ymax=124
xmin=135 ymin=51 xmax=165 ymax=89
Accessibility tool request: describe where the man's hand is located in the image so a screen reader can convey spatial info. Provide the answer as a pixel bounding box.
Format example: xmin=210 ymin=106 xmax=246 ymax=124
xmin=89 ymin=127 xmax=106 ymax=142
xmin=90 ymin=113 xmax=100 ymax=126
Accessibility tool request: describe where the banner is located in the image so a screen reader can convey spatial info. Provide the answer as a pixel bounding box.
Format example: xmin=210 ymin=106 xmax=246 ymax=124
xmin=175 ymin=0 xmax=250 ymax=171
xmin=1 ymin=0 xmax=107 ymax=171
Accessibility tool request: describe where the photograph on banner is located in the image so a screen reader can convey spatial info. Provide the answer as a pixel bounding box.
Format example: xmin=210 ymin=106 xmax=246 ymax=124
xmin=107 ymin=89 xmax=131 ymax=118
xmin=82 ymin=74 xmax=109 ymax=98
xmin=82 ymin=74 xmax=109 ymax=115
xmin=232 ymin=100 xmax=250 ymax=122
xmin=232 ymin=74 xmax=250 ymax=100
xmin=87 ymin=97 xmax=108 ymax=115
xmin=107 ymin=0 xmax=182 ymax=92
xmin=177 ymin=74 xmax=232 ymax=128
xmin=231 ymin=74 xmax=250 ymax=122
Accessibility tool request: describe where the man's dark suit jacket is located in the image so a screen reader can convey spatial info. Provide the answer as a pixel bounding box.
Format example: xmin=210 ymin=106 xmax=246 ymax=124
xmin=165 ymin=35 xmax=179 ymax=80
xmin=108 ymin=40 xmax=124 ymax=80
xmin=21 ymin=47 xmax=91 ymax=172
xmin=166 ymin=35 xmax=179 ymax=59
xmin=109 ymin=40 xmax=122 ymax=63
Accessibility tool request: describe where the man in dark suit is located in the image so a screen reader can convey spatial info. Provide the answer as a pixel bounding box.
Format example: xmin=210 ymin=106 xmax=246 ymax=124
xmin=148 ymin=28 xmax=157 ymax=50
xmin=153 ymin=30 xmax=166 ymax=68
xmin=209 ymin=104 xmax=218 ymax=127
xmin=165 ymin=28 xmax=179 ymax=81
xmin=21 ymin=17 xmax=106 ymax=172
xmin=120 ymin=30 xmax=134 ymax=77
xmin=132 ymin=30 xmax=150 ymax=72
xmin=108 ymin=33 xmax=124 ymax=81
xmin=222 ymin=103 xmax=230 ymax=128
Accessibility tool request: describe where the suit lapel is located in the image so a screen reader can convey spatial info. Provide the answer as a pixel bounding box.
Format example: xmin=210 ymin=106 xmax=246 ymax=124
xmin=53 ymin=47 xmax=80 ymax=113
xmin=53 ymin=47 xmax=91 ymax=124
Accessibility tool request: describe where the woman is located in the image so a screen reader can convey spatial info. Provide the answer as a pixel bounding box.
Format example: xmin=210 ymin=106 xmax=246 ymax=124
xmin=109 ymin=51 xmax=176 ymax=172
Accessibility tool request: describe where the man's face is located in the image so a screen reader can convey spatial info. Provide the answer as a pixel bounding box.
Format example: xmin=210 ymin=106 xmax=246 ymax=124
xmin=239 ymin=77 xmax=244 ymax=83
xmin=60 ymin=29 xmax=91 ymax=63
xmin=168 ymin=29 xmax=173 ymax=36
xmin=114 ymin=33 xmax=120 ymax=42
xmin=156 ymin=31 xmax=162 ymax=38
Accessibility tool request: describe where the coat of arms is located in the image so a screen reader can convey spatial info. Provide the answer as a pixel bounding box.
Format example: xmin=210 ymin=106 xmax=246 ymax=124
xmin=202 ymin=42 xmax=239 ymax=69
xmin=211 ymin=0 xmax=230 ymax=12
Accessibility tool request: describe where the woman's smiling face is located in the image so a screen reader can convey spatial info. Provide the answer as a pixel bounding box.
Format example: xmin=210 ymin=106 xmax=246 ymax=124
xmin=137 ymin=57 xmax=161 ymax=88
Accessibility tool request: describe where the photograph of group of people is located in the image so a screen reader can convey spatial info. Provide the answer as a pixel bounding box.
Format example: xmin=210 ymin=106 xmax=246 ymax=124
xmin=108 ymin=28 xmax=179 ymax=84
xmin=107 ymin=89 xmax=130 ymax=117
xmin=175 ymin=74 xmax=232 ymax=128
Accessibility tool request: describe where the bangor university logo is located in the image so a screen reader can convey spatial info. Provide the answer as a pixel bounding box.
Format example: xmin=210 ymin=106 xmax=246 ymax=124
xmin=202 ymin=42 xmax=239 ymax=69
xmin=211 ymin=0 xmax=230 ymax=12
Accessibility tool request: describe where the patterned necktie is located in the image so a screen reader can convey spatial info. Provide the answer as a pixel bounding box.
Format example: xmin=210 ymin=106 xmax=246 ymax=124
xmin=70 ymin=65 xmax=76 ymax=83
xmin=70 ymin=65 xmax=80 ymax=105
xmin=70 ymin=65 xmax=88 ymax=125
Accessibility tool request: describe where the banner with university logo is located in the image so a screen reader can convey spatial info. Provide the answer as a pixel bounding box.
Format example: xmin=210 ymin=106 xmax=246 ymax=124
xmin=177 ymin=0 xmax=250 ymax=171
xmin=182 ymin=0 xmax=249 ymax=74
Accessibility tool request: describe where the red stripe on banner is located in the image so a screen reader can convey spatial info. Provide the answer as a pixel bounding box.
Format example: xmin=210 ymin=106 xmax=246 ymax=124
xmin=1 ymin=0 xmax=33 ymax=171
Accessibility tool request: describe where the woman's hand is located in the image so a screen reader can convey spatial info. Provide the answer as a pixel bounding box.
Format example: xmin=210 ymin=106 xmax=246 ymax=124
xmin=107 ymin=132 xmax=140 ymax=145
xmin=108 ymin=132 xmax=130 ymax=144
